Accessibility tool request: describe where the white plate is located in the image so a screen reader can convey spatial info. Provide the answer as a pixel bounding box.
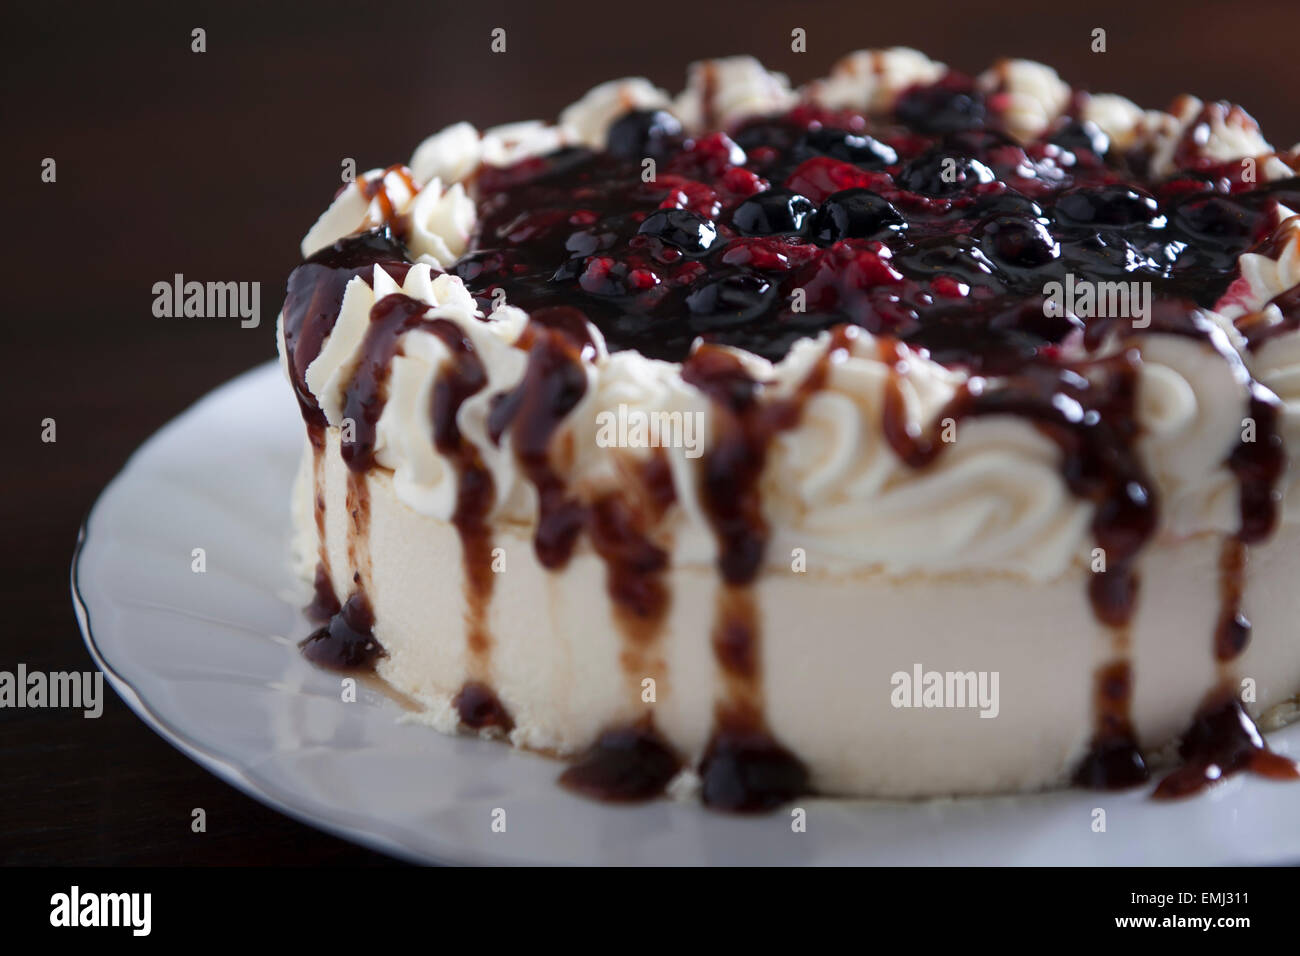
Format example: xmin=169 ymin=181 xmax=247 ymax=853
xmin=72 ymin=361 xmax=1300 ymax=865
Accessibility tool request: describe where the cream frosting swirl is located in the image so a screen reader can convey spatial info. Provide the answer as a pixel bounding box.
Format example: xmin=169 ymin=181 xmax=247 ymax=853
xmin=673 ymin=56 xmax=797 ymax=131
xmin=977 ymin=59 xmax=1070 ymax=143
xmin=1219 ymin=206 xmax=1300 ymax=511
xmin=805 ymin=48 xmax=946 ymax=114
xmin=299 ymin=167 xmax=473 ymax=267
xmin=1144 ymin=96 xmax=1275 ymax=178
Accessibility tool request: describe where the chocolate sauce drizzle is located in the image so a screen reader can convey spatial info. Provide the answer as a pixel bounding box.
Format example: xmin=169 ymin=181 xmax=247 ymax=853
xmin=280 ymin=72 xmax=1300 ymax=808
xmin=1242 ymin=280 xmax=1300 ymax=351
xmin=1148 ymin=382 xmax=1295 ymax=798
xmin=553 ymin=457 xmax=685 ymax=798
xmin=452 ymin=681 xmax=515 ymax=732
xmin=1074 ymin=659 xmax=1148 ymax=789
xmin=486 ymin=309 xmax=593 ymax=569
xmin=300 ymin=592 xmax=386 ymax=671
xmin=284 ymin=231 xmax=415 ymax=673
xmin=486 ymin=313 xmax=691 ymax=796
xmin=306 ymin=561 xmax=340 ymax=622
xmin=560 ymin=719 xmax=682 ymax=802
xmin=420 ymin=317 xmax=515 ymax=726
xmin=679 ymin=342 xmax=837 ymax=810
xmin=1214 ymin=540 xmax=1251 ymax=663
xmin=359 ymin=164 xmax=418 ymax=234
xmin=282 ymin=227 xmax=412 ymax=429
xmin=1152 ymin=688 xmax=1300 ymax=799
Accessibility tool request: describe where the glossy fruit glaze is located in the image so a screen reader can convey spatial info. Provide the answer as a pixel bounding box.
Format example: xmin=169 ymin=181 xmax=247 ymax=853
xmin=452 ymin=78 xmax=1300 ymax=374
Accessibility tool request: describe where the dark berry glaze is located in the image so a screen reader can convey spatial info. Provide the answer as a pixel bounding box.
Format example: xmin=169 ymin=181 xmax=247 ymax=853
xmin=457 ymin=97 xmax=1300 ymax=373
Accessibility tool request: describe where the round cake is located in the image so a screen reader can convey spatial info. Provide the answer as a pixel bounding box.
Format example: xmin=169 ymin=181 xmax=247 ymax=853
xmin=278 ymin=51 xmax=1300 ymax=810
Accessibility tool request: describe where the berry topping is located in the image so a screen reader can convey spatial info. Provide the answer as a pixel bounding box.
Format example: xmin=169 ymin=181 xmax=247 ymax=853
xmin=795 ymin=127 xmax=897 ymax=169
xmin=637 ymin=208 xmax=719 ymax=255
xmin=1053 ymin=185 xmax=1165 ymax=230
xmin=685 ymin=274 xmax=778 ymax=326
xmin=731 ymin=188 xmax=816 ymax=236
xmin=1060 ymin=231 xmax=1164 ymax=278
xmin=607 ymin=108 xmax=684 ymax=159
xmin=893 ymin=235 xmax=1000 ymax=287
xmin=427 ymin=93 xmax=1300 ymax=367
xmin=785 ymin=156 xmax=886 ymax=203
xmin=719 ymin=236 xmax=819 ymax=271
xmin=673 ymin=131 xmax=747 ymax=176
xmin=976 ymin=215 xmax=1060 ymax=269
xmin=967 ymin=191 xmax=1048 ymax=222
xmin=894 ymin=77 xmax=987 ymax=135
xmin=1172 ymin=195 xmax=1264 ymax=243
xmin=812 ymin=189 xmax=907 ymax=242
xmin=898 ymin=149 xmax=996 ymax=196
xmin=1048 ymin=118 xmax=1110 ymax=159
xmin=943 ymin=127 xmax=1019 ymax=157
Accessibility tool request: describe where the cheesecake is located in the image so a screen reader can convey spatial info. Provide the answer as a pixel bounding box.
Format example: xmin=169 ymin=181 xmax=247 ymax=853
xmin=278 ymin=52 xmax=1300 ymax=810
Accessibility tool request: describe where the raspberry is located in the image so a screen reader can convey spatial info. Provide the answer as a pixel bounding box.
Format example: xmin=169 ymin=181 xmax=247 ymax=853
xmin=785 ymin=157 xmax=890 ymax=204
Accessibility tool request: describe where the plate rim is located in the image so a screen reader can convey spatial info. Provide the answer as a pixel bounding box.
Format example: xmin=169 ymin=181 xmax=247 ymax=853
xmin=68 ymin=362 xmax=532 ymax=867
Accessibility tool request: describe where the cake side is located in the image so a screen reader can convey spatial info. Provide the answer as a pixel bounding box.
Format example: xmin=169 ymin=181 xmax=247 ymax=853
xmin=297 ymin=426 xmax=1300 ymax=798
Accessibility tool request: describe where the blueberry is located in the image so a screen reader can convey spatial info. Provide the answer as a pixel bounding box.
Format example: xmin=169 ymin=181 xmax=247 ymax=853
xmin=453 ymin=248 xmax=513 ymax=285
xmin=564 ymin=228 xmax=613 ymax=258
xmin=894 ymin=83 xmax=987 ymax=135
xmin=1048 ymin=119 xmax=1110 ymax=158
xmin=893 ymin=235 xmax=1001 ymax=286
xmin=1053 ymin=185 xmax=1164 ymax=230
xmin=1171 ymin=196 xmax=1261 ymax=243
xmin=637 ymin=209 xmax=718 ymax=255
xmin=516 ymin=146 xmax=596 ymax=184
xmin=795 ymin=128 xmax=897 ymax=169
xmin=731 ymin=119 xmax=804 ymax=155
xmin=898 ymin=150 xmax=995 ymax=196
xmin=1059 ymin=231 xmax=1163 ymax=278
xmin=685 ymin=274 xmax=777 ymax=326
xmin=607 ymin=109 xmax=683 ymax=159
xmin=731 ymin=188 xmax=816 ymax=236
xmin=550 ymin=259 xmax=584 ymax=282
xmin=943 ymin=128 xmax=1019 ymax=157
xmin=812 ymin=189 xmax=907 ymax=242
xmin=1168 ymin=196 xmax=1263 ymax=275
xmin=975 ymin=215 xmax=1060 ymax=269
xmin=551 ymin=228 xmax=615 ymax=281
xmin=968 ymin=191 xmax=1047 ymax=223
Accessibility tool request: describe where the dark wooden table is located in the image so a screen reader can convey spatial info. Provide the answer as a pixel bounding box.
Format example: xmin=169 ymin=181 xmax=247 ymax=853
xmin=4 ymin=0 xmax=1297 ymax=865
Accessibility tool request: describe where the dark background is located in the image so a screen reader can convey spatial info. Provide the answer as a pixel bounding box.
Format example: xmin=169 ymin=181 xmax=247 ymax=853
xmin=4 ymin=0 xmax=1298 ymax=865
